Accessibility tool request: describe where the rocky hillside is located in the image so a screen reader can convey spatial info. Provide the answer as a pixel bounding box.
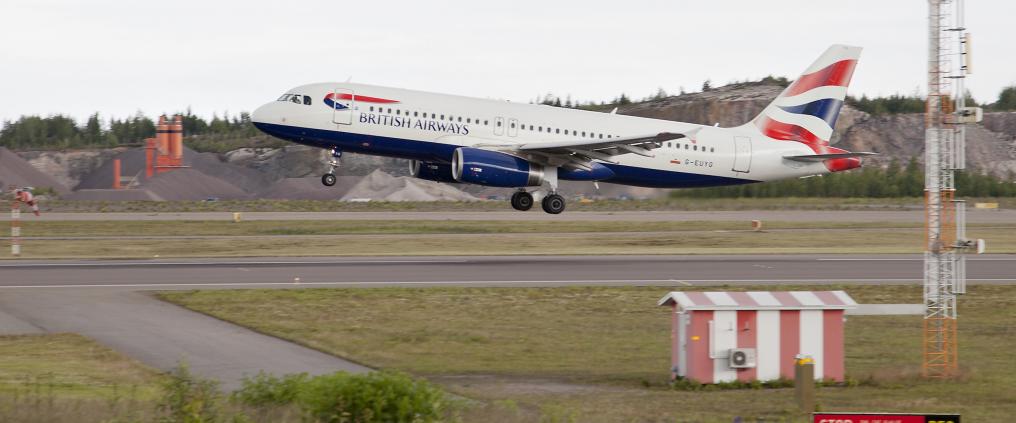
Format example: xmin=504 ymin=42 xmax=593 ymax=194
xmin=616 ymin=80 xmax=1016 ymax=175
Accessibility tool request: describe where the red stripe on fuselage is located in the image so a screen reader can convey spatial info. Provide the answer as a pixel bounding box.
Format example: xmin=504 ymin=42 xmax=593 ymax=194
xmin=328 ymin=93 xmax=399 ymax=103
xmin=785 ymin=59 xmax=857 ymax=97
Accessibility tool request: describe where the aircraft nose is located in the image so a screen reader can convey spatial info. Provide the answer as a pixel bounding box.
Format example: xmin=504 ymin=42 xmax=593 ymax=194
xmin=251 ymin=103 xmax=271 ymax=124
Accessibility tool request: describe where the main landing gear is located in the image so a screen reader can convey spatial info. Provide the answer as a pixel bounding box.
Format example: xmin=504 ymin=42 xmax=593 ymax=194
xmin=321 ymin=147 xmax=342 ymax=187
xmin=509 ymin=190 xmax=566 ymax=214
xmin=510 ymin=190 xmax=534 ymax=211
xmin=541 ymin=193 xmax=566 ymax=214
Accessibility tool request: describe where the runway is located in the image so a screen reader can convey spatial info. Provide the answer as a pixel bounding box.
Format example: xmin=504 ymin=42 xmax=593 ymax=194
xmin=2 ymin=254 xmax=1014 ymax=289
xmin=2 ymin=253 xmax=1012 ymax=389
xmin=9 ymin=209 xmax=1016 ymax=223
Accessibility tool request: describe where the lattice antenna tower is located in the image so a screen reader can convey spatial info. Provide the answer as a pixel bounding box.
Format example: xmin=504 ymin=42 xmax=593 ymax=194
xmin=923 ymin=0 xmax=981 ymax=378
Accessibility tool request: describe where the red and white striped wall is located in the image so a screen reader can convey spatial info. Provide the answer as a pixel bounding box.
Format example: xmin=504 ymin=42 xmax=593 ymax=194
xmin=659 ymin=291 xmax=856 ymax=383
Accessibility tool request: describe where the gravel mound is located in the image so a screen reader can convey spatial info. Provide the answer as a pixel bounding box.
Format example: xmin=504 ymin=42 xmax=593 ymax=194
xmin=141 ymin=168 xmax=250 ymax=201
xmin=340 ymin=169 xmax=476 ymax=202
xmin=0 ymin=147 xmax=70 ymax=193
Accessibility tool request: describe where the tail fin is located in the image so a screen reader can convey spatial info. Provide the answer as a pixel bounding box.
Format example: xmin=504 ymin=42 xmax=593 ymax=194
xmin=750 ymin=44 xmax=863 ymax=171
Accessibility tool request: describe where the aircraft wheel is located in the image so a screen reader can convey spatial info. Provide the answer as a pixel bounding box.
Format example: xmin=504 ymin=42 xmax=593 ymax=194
xmin=511 ymin=191 xmax=534 ymax=211
xmin=541 ymin=193 xmax=566 ymax=214
xmin=321 ymin=173 xmax=337 ymax=187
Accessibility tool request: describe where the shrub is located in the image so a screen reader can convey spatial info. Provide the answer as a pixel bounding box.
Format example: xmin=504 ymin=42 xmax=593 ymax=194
xmin=158 ymin=363 xmax=226 ymax=423
xmin=232 ymin=372 xmax=308 ymax=407
xmin=297 ymin=371 xmax=446 ymax=423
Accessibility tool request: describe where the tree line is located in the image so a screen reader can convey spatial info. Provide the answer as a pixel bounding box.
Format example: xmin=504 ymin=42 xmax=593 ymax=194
xmin=672 ymin=158 xmax=1016 ymax=198
xmin=0 ymin=110 xmax=258 ymax=150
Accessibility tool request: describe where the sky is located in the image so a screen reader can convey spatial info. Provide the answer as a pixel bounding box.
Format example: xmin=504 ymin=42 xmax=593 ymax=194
xmin=2 ymin=0 xmax=1013 ymax=125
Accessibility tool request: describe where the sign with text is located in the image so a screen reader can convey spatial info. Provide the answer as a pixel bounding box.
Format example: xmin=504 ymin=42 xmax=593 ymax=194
xmin=814 ymin=413 xmax=959 ymax=423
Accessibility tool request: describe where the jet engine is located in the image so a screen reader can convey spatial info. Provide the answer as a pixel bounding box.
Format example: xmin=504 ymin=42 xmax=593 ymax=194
xmin=409 ymin=160 xmax=457 ymax=183
xmin=452 ymin=147 xmax=544 ymax=187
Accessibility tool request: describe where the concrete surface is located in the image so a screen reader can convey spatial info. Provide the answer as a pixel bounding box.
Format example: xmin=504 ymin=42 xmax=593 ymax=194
xmin=1 ymin=254 xmax=1014 ymax=289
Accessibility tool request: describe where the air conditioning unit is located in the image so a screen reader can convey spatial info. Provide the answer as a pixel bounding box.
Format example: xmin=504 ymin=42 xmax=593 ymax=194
xmin=728 ymin=348 xmax=757 ymax=368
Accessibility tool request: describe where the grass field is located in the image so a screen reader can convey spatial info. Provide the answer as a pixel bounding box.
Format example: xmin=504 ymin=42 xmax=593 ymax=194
xmin=161 ymin=284 xmax=1016 ymax=422
xmin=0 ymin=333 xmax=165 ymax=422
xmin=0 ymin=333 xmax=162 ymax=398
xmin=17 ymin=196 xmax=1014 ymax=213
xmin=5 ymin=219 xmax=1014 ymax=258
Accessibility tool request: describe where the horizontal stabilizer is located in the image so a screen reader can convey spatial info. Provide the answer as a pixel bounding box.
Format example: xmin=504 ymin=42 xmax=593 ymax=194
xmin=783 ymin=152 xmax=876 ymax=162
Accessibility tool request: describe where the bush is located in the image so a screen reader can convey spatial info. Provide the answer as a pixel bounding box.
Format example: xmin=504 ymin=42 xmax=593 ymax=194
xmin=232 ymin=370 xmax=446 ymax=423
xmin=232 ymin=372 xmax=308 ymax=407
xmin=298 ymin=371 xmax=446 ymax=423
xmin=158 ymin=363 xmax=227 ymax=423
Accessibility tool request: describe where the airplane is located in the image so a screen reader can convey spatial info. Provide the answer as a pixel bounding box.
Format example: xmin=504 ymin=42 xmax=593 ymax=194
xmin=251 ymin=44 xmax=873 ymax=214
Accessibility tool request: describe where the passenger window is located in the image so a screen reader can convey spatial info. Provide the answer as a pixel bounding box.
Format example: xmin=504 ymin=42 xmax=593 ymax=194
xmin=370 ymin=106 xmax=374 ymax=112
xmin=387 ymin=108 xmax=392 ymax=113
xmin=484 ymin=120 xmax=489 ymax=125
xmin=441 ymin=115 xmax=445 ymax=120
xmin=304 ymin=96 xmax=311 ymax=105
xmin=431 ymin=113 xmax=436 ymax=119
xmin=510 ymin=122 xmax=516 ymax=128
xmin=710 ymin=147 xmax=715 ymax=153
xmin=497 ymin=121 xmax=502 ymax=127
xmin=458 ymin=117 xmax=463 ymax=122
xmin=529 ymin=125 xmax=534 ymax=130
xmin=396 ymin=110 xmax=401 ymax=115
xmin=467 ymin=118 xmax=471 ymax=123
xmin=598 ymin=134 xmax=603 ymax=139
xmin=685 ymin=144 xmax=689 ymax=149
xmin=414 ymin=111 xmax=419 ymax=117
xmin=693 ymin=145 xmax=698 ymax=151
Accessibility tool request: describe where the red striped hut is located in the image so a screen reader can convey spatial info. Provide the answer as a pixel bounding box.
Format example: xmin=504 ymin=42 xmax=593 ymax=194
xmin=658 ymin=290 xmax=857 ymax=383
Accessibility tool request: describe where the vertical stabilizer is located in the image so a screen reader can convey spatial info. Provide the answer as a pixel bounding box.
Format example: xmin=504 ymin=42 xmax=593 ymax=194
xmin=750 ymin=45 xmax=863 ymax=171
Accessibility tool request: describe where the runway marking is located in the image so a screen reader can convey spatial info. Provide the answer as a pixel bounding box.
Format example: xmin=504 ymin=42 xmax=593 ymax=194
xmin=0 ymin=259 xmax=470 ymax=268
xmin=1 ymin=278 xmax=1013 ymax=289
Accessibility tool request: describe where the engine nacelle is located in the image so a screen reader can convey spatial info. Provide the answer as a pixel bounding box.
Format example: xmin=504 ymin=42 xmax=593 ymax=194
xmin=409 ymin=160 xmax=457 ymax=183
xmin=452 ymin=147 xmax=544 ymax=187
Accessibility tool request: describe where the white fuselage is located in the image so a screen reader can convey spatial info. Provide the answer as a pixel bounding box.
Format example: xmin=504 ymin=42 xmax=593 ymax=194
xmin=251 ymin=82 xmax=827 ymax=189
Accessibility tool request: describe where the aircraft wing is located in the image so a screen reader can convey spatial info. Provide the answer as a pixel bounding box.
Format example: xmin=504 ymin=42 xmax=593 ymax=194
xmin=474 ymin=131 xmax=690 ymax=170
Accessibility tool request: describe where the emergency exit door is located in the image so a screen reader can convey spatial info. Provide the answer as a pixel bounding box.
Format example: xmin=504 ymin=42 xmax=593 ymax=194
xmin=331 ymin=88 xmax=354 ymax=125
xmin=732 ymin=136 xmax=752 ymax=173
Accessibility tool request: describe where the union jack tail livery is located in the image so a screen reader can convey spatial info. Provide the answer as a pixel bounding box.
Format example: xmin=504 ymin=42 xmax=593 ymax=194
xmin=750 ymin=45 xmax=865 ymax=172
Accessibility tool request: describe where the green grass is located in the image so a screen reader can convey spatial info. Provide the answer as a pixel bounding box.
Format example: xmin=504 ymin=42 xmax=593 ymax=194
xmin=161 ymin=285 xmax=1016 ymax=422
xmin=17 ymin=196 xmax=1014 ymax=213
xmin=6 ymin=221 xmax=1014 ymax=258
xmin=0 ymin=333 xmax=163 ymax=399
xmin=8 ymin=219 xmax=939 ymax=237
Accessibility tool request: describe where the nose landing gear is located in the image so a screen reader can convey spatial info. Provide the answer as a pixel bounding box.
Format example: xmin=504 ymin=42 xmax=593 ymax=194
xmin=321 ymin=147 xmax=342 ymax=187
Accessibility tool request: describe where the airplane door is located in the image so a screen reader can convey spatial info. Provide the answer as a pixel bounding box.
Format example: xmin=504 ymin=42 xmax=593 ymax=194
xmin=508 ymin=118 xmax=519 ymax=137
xmin=732 ymin=136 xmax=752 ymax=173
xmin=494 ymin=117 xmax=505 ymax=136
xmin=331 ymin=88 xmax=354 ymax=125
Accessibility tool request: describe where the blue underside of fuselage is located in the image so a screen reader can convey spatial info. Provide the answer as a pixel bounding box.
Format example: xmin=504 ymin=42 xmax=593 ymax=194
xmin=253 ymin=122 xmax=758 ymax=189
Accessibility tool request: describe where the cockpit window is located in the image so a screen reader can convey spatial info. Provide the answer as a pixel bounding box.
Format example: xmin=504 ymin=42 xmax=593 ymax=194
xmin=277 ymin=93 xmax=312 ymax=105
